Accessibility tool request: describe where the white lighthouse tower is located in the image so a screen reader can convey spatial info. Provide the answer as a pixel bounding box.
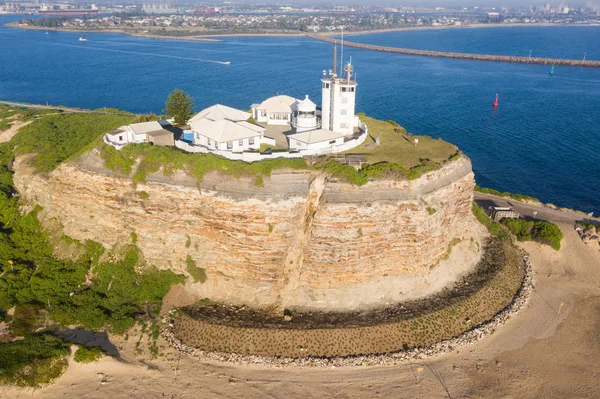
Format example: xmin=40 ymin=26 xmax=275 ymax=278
xmin=321 ymin=47 xmax=358 ymax=136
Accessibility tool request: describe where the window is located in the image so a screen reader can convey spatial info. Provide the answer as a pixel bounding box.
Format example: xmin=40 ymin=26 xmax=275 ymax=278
xmin=196 ymin=133 xmax=200 ymax=139
xmin=238 ymin=139 xmax=243 ymax=146
xmin=340 ymin=123 xmax=347 ymax=128
xmin=271 ymin=112 xmax=288 ymax=120
xmin=341 ymin=109 xmax=348 ymax=115
xmin=119 ymin=135 xmax=123 ymax=141
xmin=341 ymin=97 xmax=348 ymax=104
xmin=261 ymin=110 xmax=267 ymax=117
xmin=249 ymin=137 xmax=255 ymax=145
xmin=227 ymin=142 xmax=233 ymax=149
xmin=207 ymin=139 xmax=211 ymax=146
xmin=323 ymin=83 xmax=330 ymax=89
xmin=341 ymin=87 xmax=355 ymax=93
xmin=329 ymin=140 xmax=336 ymax=144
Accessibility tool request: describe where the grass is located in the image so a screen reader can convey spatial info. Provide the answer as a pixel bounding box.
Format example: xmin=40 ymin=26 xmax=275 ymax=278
xmin=344 ymin=115 xmax=459 ymax=166
xmin=0 ymin=106 xmax=58 ymax=132
xmin=101 ymin=143 xmax=309 ymax=185
xmin=259 ymin=143 xmax=287 ymax=152
xmin=475 ymin=186 xmax=540 ymax=203
xmin=12 ymin=113 xmax=135 ymax=173
xmin=186 ymin=255 xmax=207 ymax=284
xmin=94 ymin=113 xmax=462 ymax=187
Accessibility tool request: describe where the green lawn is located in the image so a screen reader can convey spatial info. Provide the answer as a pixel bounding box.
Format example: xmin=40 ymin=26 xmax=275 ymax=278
xmin=344 ymin=115 xmax=458 ymax=167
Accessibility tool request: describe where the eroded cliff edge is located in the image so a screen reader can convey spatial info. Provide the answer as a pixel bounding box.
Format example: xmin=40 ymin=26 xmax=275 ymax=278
xmin=13 ymin=151 xmax=487 ymax=311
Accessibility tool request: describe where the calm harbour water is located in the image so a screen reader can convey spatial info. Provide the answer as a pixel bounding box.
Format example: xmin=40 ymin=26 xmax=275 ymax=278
xmin=1 ymin=16 xmax=599 ymax=213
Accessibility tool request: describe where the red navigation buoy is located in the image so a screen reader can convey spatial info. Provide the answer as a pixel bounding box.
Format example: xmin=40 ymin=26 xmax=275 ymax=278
xmin=492 ymin=93 xmax=499 ymax=107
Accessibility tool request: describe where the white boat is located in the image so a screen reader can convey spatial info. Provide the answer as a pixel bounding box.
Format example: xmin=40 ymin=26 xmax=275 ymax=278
xmin=79 ymin=36 xmax=87 ymax=42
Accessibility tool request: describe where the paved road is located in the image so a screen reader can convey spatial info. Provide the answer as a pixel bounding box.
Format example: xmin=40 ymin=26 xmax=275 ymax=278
xmin=474 ymin=192 xmax=597 ymax=225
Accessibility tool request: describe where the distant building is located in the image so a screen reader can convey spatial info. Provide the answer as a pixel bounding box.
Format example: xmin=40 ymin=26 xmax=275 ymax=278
xmin=488 ymin=206 xmax=520 ymax=222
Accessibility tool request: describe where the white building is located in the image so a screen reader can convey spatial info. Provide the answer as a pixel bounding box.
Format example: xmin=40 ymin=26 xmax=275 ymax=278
xmin=320 ymin=59 xmax=359 ymax=135
xmin=251 ymin=95 xmax=297 ymax=126
xmin=104 ymin=46 xmax=367 ymax=160
xmin=188 ymin=104 xmax=267 ymax=152
xmin=104 ymin=120 xmax=173 ymax=149
xmin=292 ymin=95 xmax=319 ymax=133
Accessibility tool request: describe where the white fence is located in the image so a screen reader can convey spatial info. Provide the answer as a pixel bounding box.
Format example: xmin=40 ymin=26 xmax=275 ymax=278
xmin=113 ymin=121 xmax=369 ymax=163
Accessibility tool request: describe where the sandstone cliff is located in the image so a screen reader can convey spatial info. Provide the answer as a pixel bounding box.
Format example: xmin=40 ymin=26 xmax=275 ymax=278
xmin=13 ymin=151 xmax=487 ymax=311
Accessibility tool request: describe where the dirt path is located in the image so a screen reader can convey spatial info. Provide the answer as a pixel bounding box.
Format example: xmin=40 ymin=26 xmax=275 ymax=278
xmin=0 ymin=121 xmax=31 ymax=144
xmin=2 ymin=202 xmax=600 ymax=398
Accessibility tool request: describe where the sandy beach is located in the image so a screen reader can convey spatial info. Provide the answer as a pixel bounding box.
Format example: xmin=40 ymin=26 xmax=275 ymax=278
xmin=2 ymin=194 xmax=599 ymax=399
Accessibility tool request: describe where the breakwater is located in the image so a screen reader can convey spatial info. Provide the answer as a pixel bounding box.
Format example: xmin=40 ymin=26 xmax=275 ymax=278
xmin=306 ymin=34 xmax=600 ymax=68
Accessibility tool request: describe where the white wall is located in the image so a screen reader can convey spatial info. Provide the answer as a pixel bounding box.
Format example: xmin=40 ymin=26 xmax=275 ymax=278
xmin=174 ymin=121 xmax=368 ymax=162
xmin=321 ymin=77 xmax=332 ymax=130
xmin=330 ymin=81 xmax=357 ymax=135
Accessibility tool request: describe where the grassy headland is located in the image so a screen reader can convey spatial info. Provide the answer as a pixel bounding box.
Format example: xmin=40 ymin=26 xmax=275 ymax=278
xmin=0 ymin=109 xmax=185 ymax=386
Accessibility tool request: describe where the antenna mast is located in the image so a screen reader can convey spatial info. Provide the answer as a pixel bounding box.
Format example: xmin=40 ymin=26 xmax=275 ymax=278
xmin=340 ymin=26 xmax=344 ymax=77
xmin=333 ymin=44 xmax=337 ymax=77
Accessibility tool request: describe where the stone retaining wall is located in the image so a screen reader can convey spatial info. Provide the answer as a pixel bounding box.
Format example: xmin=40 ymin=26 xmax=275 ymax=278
xmin=171 ymin=240 xmax=525 ymax=358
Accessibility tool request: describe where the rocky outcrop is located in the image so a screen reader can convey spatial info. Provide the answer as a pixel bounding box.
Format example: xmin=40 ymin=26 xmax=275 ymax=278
xmin=13 ymin=151 xmax=487 ymax=311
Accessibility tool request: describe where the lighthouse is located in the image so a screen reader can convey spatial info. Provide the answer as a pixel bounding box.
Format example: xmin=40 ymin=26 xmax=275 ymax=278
xmin=321 ymin=47 xmax=358 ymax=136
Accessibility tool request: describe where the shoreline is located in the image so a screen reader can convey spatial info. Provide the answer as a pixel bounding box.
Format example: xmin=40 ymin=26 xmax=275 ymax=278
xmin=6 ymin=21 xmax=599 ymax=42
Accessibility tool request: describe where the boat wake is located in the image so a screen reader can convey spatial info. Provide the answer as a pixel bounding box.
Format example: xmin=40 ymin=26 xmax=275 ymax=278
xmin=51 ymin=42 xmax=230 ymax=65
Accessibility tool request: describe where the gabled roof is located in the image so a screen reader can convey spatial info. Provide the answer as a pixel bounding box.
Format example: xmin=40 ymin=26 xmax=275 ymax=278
xmin=287 ymin=129 xmax=348 ymax=145
xmin=191 ymin=119 xmax=264 ymax=143
xmin=189 ymin=104 xmax=250 ymax=124
xmin=255 ymin=95 xmax=298 ymax=113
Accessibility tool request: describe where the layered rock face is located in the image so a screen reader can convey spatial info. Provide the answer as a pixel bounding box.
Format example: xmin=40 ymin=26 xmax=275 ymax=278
xmin=13 ymin=152 xmax=486 ymax=311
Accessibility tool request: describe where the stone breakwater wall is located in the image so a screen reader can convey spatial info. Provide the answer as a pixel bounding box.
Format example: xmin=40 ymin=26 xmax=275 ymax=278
xmin=307 ymin=34 xmax=600 ymax=68
xmin=165 ymin=250 xmax=532 ymax=364
xmin=13 ymin=152 xmax=484 ymax=311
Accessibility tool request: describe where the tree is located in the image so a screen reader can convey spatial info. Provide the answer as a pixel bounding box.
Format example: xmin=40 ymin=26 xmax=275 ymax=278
xmin=164 ymin=89 xmax=194 ymax=126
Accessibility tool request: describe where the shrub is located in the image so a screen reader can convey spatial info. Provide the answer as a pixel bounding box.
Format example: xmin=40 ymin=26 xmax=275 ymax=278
xmin=10 ymin=304 xmax=45 ymax=336
xmin=0 ymin=332 xmax=70 ymax=387
xmin=138 ymin=191 xmax=150 ymax=199
xmin=186 ymin=255 xmax=207 ymax=284
xmin=502 ymin=218 xmax=563 ymax=250
xmin=503 ymin=219 xmax=533 ymax=241
xmin=73 ymin=346 xmax=103 ymax=363
xmin=531 ymin=221 xmax=563 ymax=250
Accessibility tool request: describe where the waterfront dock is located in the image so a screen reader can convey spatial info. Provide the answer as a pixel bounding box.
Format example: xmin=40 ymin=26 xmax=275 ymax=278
xmin=306 ymin=34 xmax=600 ymax=68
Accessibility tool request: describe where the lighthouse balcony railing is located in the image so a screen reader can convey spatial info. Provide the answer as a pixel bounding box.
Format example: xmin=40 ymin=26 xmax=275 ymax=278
xmin=291 ymin=116 xmax=321 ymax=129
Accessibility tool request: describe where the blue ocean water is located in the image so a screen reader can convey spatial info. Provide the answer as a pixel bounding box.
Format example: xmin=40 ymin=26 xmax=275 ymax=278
xmin=1 ymin=16 xmax=599 ymax=213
